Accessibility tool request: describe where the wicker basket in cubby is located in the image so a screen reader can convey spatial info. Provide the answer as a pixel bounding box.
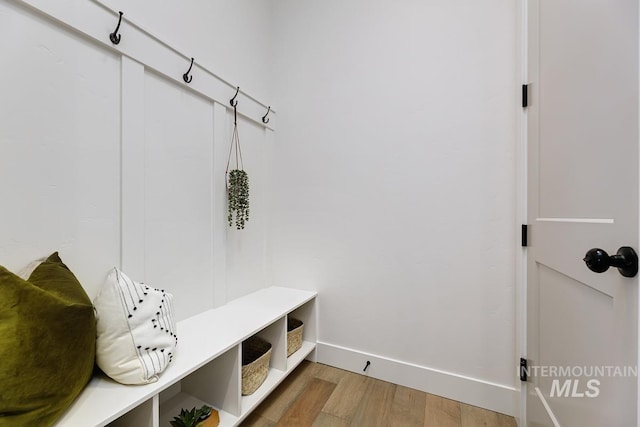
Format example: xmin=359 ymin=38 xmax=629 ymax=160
xmin=242 ymin=336 xmax=272 ymax=395
xmin=287 ymin=318 xmax=304 ymax=357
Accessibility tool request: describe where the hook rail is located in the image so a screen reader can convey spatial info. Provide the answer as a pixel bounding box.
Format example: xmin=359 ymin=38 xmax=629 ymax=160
xmin=183 ymin=57 xmax=194 ymax=83
xmin=262 ymin=106 xmax=271 ymax=124
xmin=230 ymin=86 xmax=240 ymax=107
xmin=109 ymin=11 xmax=123 ymax=45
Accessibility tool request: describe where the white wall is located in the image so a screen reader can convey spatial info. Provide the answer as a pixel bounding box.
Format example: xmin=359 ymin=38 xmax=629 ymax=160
xmin=0 ymin=0 xmax=122 ymax=294
xmin=143 ymin=71 xmax=216 ymax=319
xmin=0 ymin=0 xmax=273 ymax=320
xmin=270 ymin=0 xmax=519 ymax=414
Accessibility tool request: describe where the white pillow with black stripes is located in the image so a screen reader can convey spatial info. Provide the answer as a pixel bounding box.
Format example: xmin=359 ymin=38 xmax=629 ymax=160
xmin=93 ymin=268 xmax=177 ymax=385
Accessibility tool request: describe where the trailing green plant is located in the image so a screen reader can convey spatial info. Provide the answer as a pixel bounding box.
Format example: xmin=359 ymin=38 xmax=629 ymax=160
xmin=227 ymin=169 xmax=249 ymax=230
xmin=226 ymin=103 xmax=249 ymax=231
xmin=170 ymin=405 xmax=213 ymax=427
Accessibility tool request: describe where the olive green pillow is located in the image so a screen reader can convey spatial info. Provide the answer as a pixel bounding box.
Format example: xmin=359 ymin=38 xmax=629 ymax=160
xmin=0 ymin=252 xmax=96 ymax=426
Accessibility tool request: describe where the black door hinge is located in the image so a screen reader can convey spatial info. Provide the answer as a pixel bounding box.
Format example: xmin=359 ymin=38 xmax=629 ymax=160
xmin=522 ymin=84 xmax=528 ymax=108
xmin=520 ymin=358 xmax=528 ymax=381
xmin=521 ymin=224 xmax=528 ymax=247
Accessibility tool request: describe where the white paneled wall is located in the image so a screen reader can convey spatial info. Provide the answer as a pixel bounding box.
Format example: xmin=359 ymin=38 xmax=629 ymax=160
xmin=0 ymin=0 xmax=273 ymax=319
xmin=144 ymin=72 xmax=215 ymax=320
xmin=0 ymin=1 xmax=121 ymax=294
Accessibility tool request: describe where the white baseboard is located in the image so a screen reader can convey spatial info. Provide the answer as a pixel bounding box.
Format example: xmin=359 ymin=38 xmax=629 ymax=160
xmin=316 ymin=341 xmax=517 ymax=417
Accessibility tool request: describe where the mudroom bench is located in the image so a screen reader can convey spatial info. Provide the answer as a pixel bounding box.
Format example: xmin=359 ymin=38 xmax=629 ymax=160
xmin=55 ymin=287 xmax=317 ymax=427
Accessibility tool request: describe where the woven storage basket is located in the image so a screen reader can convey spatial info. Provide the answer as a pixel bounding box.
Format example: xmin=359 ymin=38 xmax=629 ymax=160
xmin=242 ymin=336 xmax=272 ymax=395
xmin=287 ymin=318 xmax=304 ymax=357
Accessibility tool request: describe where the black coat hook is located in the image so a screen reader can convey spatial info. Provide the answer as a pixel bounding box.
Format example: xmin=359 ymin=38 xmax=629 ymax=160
xmin=183 ymin=57 xmax=194 ymax=83
xmin=110 ymin=11 xmax=123 ymax=45
xmin=230 ymin=86 xmax=240 ymax=107
xmin=262 ymin=106 xmax=271 ymax=124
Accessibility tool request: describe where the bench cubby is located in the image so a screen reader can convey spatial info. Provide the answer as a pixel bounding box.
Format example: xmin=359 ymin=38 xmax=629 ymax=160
xmin=56 ymin=287 xmax=317 ymax=427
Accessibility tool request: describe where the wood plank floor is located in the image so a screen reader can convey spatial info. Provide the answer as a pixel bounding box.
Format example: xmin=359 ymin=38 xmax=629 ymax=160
xmin=240 ymin=361 xmax=517 ymax=427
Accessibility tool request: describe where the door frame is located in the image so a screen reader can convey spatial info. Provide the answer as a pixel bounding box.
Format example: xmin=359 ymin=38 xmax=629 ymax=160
xmin=517 ymin=0 xmax=527 ymax=424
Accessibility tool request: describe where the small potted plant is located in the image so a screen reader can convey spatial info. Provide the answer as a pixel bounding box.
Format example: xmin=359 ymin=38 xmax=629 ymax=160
xmin=170 ymin=405 xmax=219 ymax=427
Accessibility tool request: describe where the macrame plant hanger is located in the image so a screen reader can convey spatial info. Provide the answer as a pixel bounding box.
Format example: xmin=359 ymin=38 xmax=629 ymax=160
xmin=225 ymin=102 xmax=250 ymax=230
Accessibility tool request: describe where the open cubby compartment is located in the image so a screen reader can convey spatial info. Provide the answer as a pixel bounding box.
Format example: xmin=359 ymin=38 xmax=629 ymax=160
xmin=159 ymin=346 xmax=241 ymax=427
xmin=107 ymin=395 xmax=158 ymax=427
xmin=240 ymin=318 xmax=287 ymax=416
xmin=287 ymin=298 xmax=318 ymax=367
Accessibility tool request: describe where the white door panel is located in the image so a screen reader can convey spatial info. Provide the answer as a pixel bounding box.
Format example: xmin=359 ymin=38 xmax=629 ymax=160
xmin=526 ymin=0 xmax=639 ymax=425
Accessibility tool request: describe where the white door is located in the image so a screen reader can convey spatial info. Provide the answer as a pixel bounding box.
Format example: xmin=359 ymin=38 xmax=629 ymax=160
xmin=526 ymin=0 xmax=639 ymax=426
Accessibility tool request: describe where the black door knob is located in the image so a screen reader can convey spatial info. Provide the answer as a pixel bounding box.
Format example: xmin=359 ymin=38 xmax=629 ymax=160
xmin=583 ymin=247 xmax=638 ymax=278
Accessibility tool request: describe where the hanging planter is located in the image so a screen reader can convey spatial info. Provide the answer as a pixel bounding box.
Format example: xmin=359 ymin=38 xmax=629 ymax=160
xmin=226 ymin=101 xmax=249 ymax=230
xmin=228 ymin=169 xmax=249 ymax=229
